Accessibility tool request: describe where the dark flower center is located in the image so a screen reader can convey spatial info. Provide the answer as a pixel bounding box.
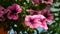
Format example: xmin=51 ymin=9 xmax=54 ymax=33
xmin=2 ymin=9 xmax=4 ymax=11
xmin=0 ymin=17 xmax=3 ymax=19
xmin=11 ymin=9 xmax=17 ymax=14
xmin=30 ymin=19 xmax=34 ymax=24
xmin=44 ymin=13 xmax=48 ymax=18
xmin=44 ymin=0 xmax=48 ymax=1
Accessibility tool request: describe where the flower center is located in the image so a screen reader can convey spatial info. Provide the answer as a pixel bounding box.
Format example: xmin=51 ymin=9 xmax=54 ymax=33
xmin=2 ymin=9 xmax=4 ymax=11
xmin=44 ymin=0 xmax=48 ymax=1
xmin=0 ymin=17 xmax=2 ymax=19
xmin=30 ymin=19 xmax=34 ymax=24
xmin=44 ymin=13 xmax=48 ymax=18
xmin=11 ymin=9 xmax=17 ymax=14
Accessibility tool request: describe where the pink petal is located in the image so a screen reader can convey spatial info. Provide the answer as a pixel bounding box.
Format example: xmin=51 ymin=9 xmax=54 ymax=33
xmin=7 ymin=13 xmax=18 ymax=20
xmin=41 ymin=21 xmax=48 ymax=30
xmin=7 ymin=6 xmax=14 ymax=11
xmin=0 ymin=6 xmax=4 ymax=11
xmin=46 ymin=14 xmax=54 ymax=22
xmin=0 ymin=11 xmax=4 ymax=17
xmin=7 ymin=14 xmax=13 ymax=19
xmin=12 ymin=3 xmax=22 ymax=13
xmin=12 ymin=14 xmax=18 ymax=20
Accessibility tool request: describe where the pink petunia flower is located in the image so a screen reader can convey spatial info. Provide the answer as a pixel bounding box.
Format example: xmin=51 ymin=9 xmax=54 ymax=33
xmin=0 ymin=6 xmax=5 ymax=17
xmin=7 ymin=3 xmax=22 ymax=20
xmin=42 ymin=0 xmax=53 ymax=4
xmin=41 ymin=6 xmax=54 ymax=22
xmin=25 ymin=15 xmax=48 ymax=30
xmin=0 ymin=6 xmax=8 ymax=21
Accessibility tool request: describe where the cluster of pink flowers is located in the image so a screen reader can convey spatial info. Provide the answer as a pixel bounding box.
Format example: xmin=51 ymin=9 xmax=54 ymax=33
xmin=0 ymin=3 xmax=22 ymax=21
xmin=0 ymin=0 xmax=53 ymax=31
xmin=25 ymin=6 xmax=53 ymax=30
xmin=25 ymin=0 xmax=54 ymax=30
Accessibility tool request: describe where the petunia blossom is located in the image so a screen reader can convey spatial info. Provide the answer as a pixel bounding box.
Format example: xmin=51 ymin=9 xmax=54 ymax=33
xmin=0 ymin=6 xmax=5 ymax=17
xmin=41 ymin=6 xmax=54 ymax=22
xmin=7 ymin=3 xmax=22 ymax=20
xmin=0 ymin=6 xmax=8 ymax=21
xmin=25 ymin=15 xmax=48 ymax=30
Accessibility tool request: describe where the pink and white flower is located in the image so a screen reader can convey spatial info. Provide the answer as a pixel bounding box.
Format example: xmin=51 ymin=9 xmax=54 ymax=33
xmin=7 ymin=3 xmax=22 ymax=20
xmin=25 ymin=15 xmax=48 ymax=30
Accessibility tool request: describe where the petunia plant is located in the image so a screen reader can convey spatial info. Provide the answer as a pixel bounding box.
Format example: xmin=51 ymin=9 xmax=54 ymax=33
xmin=0 ymin=0 xmax=54 ymax=34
